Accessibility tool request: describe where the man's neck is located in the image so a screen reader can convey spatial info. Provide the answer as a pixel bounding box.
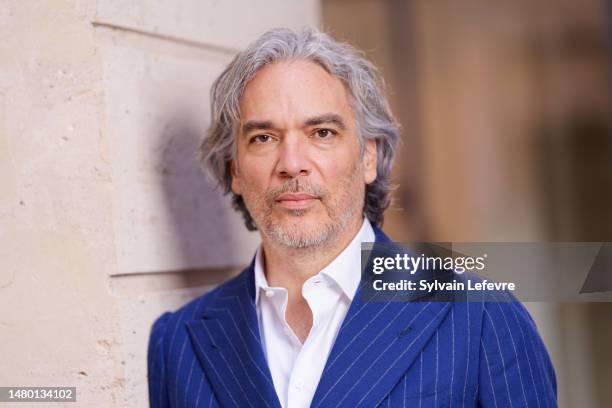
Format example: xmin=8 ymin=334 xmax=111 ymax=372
xmin=260 ymin=215 xmax=364 ymax=292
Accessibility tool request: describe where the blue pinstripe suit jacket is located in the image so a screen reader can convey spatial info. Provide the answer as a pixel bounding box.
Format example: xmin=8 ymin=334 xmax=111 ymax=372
xmin=147 ymin=227 xmax=557 ymax=407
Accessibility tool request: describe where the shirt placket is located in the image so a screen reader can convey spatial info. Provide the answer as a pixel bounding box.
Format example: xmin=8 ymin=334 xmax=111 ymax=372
xmin=287 ymin=277 xmax=338 ymax=408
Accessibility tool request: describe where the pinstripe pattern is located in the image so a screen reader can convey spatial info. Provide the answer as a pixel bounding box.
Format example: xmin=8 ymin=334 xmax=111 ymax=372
xmin=419 ymin=351 xmax=423 ymax=408
xmin=147 ymin=227 xmax=557 ymax=407
xmin=436 ymin=330 xmax=439 ymax=407
xmin=462 ymin=294 xmax=471 ymax=408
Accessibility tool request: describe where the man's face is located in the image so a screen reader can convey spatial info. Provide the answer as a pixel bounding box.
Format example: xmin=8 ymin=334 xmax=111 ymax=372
xmin=231 ymin=60 xmax=377 ymax=248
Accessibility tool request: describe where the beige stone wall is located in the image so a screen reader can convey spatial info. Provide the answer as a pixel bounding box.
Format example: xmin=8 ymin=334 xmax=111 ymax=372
xmin=0 ymin=1 xmax=319 ymax=406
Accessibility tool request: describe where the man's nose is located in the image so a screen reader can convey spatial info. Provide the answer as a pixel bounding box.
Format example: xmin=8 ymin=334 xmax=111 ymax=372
xmin=275 ymin=136 xmax=311 ymax=178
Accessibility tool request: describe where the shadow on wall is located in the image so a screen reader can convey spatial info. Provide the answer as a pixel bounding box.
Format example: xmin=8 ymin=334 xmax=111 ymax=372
xmin=155 ymin=105 xmax=244 ymax=283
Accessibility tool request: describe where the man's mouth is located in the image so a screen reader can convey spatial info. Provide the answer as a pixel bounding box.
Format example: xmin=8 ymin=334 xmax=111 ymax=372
xmin=275 ymin=193 xmax=319 ymax=210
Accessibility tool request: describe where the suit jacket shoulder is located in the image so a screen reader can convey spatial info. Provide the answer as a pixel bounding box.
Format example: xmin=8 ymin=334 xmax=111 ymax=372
xmin=147 ymin=268 xmax=254 ymax=408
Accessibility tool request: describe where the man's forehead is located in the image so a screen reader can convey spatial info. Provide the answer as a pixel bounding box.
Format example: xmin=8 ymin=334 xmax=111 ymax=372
xmin=238 ymin=60 xmax=354 ymax=123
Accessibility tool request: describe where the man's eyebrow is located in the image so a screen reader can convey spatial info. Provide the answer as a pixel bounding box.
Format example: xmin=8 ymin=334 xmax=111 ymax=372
xmin=304 ymin=114 xmax=347 ymax=130
xmin=242 ymin=120 xmax=275 ymax=134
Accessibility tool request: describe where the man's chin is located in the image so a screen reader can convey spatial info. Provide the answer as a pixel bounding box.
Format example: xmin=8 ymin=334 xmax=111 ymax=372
xmin=271 ymin=209 xmax=324 ymax=229
xmin=264 ymin=217 xmax=335 ymax=248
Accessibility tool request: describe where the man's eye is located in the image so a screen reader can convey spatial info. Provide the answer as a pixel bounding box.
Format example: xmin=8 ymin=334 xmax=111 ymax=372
xmin=250 ymin=135 xmax=272 ymax=144
xmin=314 ymin=129 xmax=336 ymax=139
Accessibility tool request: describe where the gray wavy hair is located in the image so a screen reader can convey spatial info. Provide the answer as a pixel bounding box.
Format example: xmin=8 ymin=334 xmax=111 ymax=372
xmin=200 ymin=26 xmax=400 ymax=230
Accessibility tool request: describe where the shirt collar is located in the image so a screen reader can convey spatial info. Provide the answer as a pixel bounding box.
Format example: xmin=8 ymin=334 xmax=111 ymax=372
xmin=253 ymin=247 xmax=269 ymax=304
xmin=254 ymin=218 xmax=376 ymax=303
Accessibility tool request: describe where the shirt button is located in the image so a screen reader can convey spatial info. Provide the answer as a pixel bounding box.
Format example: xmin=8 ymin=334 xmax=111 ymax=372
xmin=294 ymin=379 xmax=304 ymax=390
xmin=264 ymin=289 xmax=275 ymax=298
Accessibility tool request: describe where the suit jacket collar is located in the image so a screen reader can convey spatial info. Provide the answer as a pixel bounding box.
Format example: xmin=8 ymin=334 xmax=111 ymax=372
xmin=186 ymin=225 xmax=450 ymax=408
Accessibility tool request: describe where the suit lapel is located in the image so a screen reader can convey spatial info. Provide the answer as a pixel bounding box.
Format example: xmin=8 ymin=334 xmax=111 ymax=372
xmin=186 ymin=266 xmax=281 ymax=408
xmin=310 ymin=226 xmax=452 ymax=407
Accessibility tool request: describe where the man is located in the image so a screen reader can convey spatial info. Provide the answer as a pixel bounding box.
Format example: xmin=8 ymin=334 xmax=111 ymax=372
xmin=148 ymin=27 xmax=557 ymax=407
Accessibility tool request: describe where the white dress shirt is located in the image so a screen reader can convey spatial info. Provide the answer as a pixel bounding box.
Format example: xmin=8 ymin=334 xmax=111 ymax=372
xmin=254 ymin=218 xmax=376 ymax=408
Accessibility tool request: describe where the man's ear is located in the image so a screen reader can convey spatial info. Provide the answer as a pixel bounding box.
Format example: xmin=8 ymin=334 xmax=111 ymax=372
xmin=363 ymin=139 xmax=378 ymax=184
xmin=230 ymin=160 xmax=242 ymax=195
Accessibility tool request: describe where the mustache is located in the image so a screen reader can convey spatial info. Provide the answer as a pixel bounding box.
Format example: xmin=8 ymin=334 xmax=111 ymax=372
xmin=266 ymin=178 xmax=327 ymax=203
